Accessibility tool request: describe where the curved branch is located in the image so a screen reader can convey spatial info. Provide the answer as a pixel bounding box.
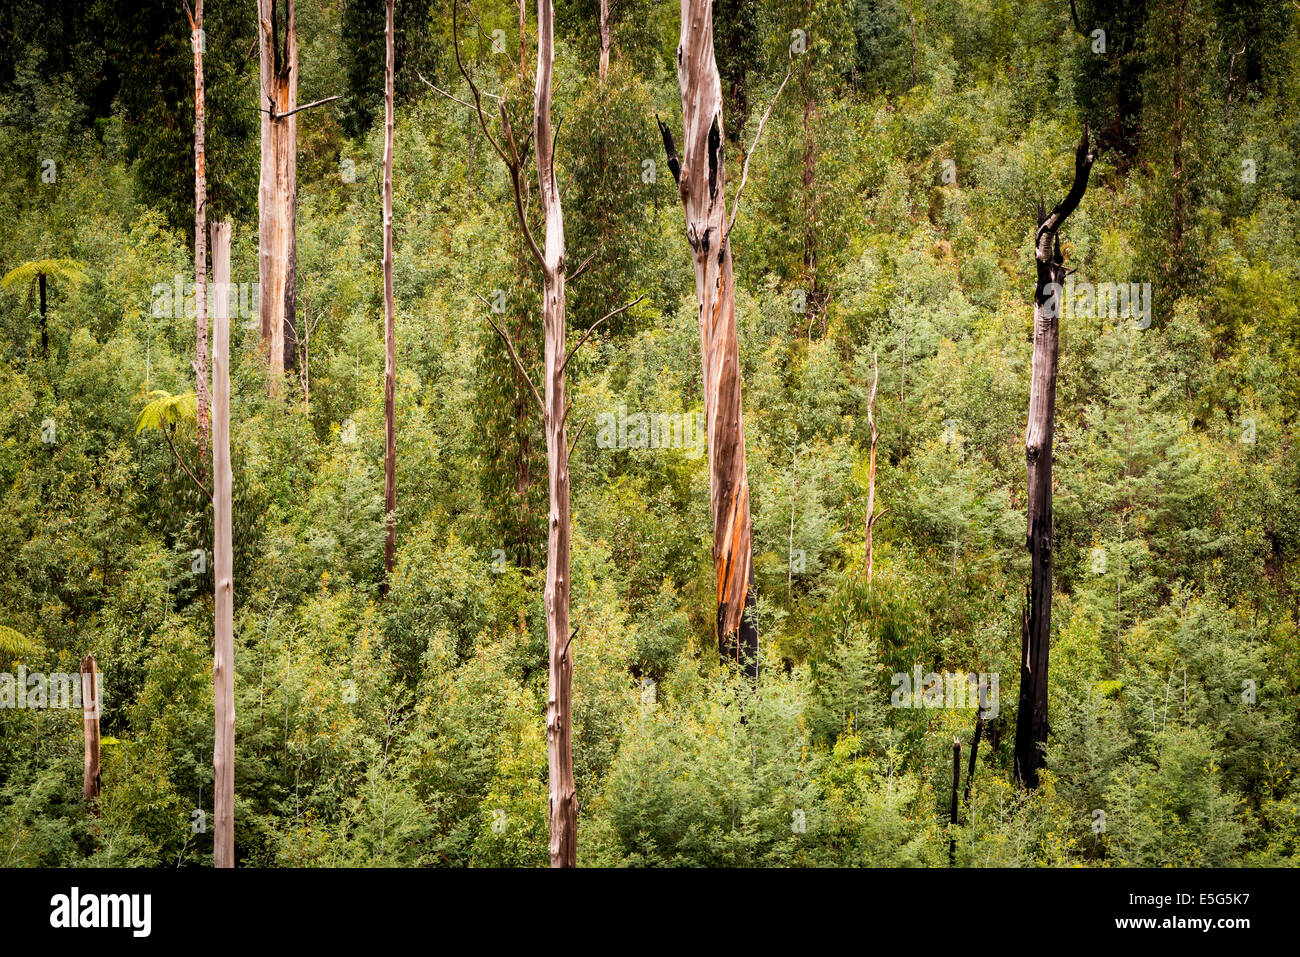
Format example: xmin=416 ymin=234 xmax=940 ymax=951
xmin=561 ymin=295 xmax=644 ymax=376
xmin=1035 ymin=123 xmax=1096 ymax=263
xmin=477 ymin=294 xmax=543 ymax=414
xmin=728 ymin=62 xmax=793 ymax=236
xmin=163 ymin=424 xmax=211 ymax=500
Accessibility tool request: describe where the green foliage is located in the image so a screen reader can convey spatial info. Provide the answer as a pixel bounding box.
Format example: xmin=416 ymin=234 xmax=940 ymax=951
xmin=0 ymin=0 xmax=1297 ymax=869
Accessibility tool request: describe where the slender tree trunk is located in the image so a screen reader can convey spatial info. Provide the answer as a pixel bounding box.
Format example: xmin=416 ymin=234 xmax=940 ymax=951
xmin=948 ymin=737 xmax=961 ymax=865
xmin=191 ymin=0 xmax=210 ymax=459
xmin=38 ymin=272 xmax=47 ymax=357
xmin=865 ymin=352 xmax=882 ymax=586
xmin=211 ymin=220 xmax=235 ymax=867
xmin=533 ymin=0 xmax=576 ymax=869
xmin=382 ymin=0 xmax=397 ymax=583
xmin=1014 ymin=127 xmax=1095 ymax=788
xmin=1171 ymin=0 xmax=1185 ymax=264
xmin=661 ymin=0 xmax=757 ymax=678
xmin=258 ymin=0 xmax=299 ymax=379
xmin=963 ymin=702 xmax=984 ymax=806
xmin=598 ymin=0 xmax=611 ymax=84
xmin=80 ymin=654 xmax=100 ymax=814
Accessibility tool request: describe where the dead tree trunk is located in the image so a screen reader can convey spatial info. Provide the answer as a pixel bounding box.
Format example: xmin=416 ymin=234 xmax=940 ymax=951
xmin=865 ymin=352 xmax=885 ymax=586
xmin=948 ymin=736 xmax=960 ymax=865
xmin=659 ymin=0 xmax=785 ymax=679
xmin=1014 ymin=126 xmax=1095 ymax=788
xmin=211 ymin=220 xmax=235 ymax=867
xmin=257 ymin=2 xmax=336 ymax=383
xmin=598 ymin=0 xmax=611 ymax=84
xmin=80 ymin=654 xmax=100 ymax=814
xmin=188 ymin=0 xmax=210 ymax=459
xmin=382 ymin=0 xmax=397 ymax=583
xmin=258 ymin=0 xmax=296 ymax=379
xmin=964 ymin=701 xmax=984 ymax=806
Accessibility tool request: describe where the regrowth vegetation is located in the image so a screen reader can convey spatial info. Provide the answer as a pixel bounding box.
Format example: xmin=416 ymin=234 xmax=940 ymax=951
xmin=1 ymin=0 xmax=1299 ymax=868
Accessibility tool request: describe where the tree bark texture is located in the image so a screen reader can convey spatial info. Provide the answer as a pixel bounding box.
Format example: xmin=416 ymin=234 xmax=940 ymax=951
xmin=191 ymin=0 xmax=210 ymax=459
xmin=258 ymin=0 xmax=298 ymax=378
xmin=1014 ymin=126 xmax=1095 ymax=788
xmin=382 ymin=0 xmax=397 ymax=582
xmin=598 ymin=0 xmax=611 ymax=84
xmin=533 ymin=0 xmax=576 ymax=869
xmin=80 ymin=653 xmax=100 ymax=813
xmin=661 ymin=0 xmax=757 ymax=678
xmin=211 ymin=220 xmax=235 ymax=867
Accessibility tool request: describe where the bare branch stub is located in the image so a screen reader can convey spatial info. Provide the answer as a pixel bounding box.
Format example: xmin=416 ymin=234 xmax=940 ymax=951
xmin=656 ymin=115 xmax=682 ymax=186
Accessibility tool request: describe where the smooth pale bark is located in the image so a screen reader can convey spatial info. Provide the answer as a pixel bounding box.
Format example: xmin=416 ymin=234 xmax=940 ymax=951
xmin=80 ymin=654 xmax=100 ymax=813
xmin=662 ymin=0 xmax=757 ymax=676
xmin=211 ymin=221 xmax=235 ymax=867
xmin=190 ymin=0 xmax=210 ymax=458
xmin=1014 ymin=127 xmax=1095 ymax=789
xmin=258 ymin=0 xmax=298 ymax=378
xmin=865 ymin=352 xmax=883 ymax=586
xmin=534 ymin=0 xmax=576 ymax=870
xmin=444 ymin=0 xmax=581 ymax=865
xmin=382 ymin=0 xmax=396 ymax=581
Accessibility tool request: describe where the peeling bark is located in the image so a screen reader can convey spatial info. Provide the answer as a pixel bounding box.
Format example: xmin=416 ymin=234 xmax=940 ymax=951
xmin=258 ymin=0 xmax=298 ymax=378
xmin=533 ymin=0 xmax=577 ymax=869
xmin=663 ymin=0 xmax=757 ymax=677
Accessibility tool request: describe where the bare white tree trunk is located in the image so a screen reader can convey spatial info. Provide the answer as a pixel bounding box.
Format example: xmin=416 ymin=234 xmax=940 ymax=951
xmin=211 ymin=220 xmax=235 ymax=867
xmin=80 ymin=654 xmax=100 ymax=814
xmin=533 ymin=0 xmax=576 ymax=869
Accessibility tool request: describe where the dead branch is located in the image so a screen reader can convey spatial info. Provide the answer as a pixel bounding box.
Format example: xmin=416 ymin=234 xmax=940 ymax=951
xmin=476 ymin=293 xmax=543 ymax=413
xmin=728 ymin=61 xmax=793 ymax=236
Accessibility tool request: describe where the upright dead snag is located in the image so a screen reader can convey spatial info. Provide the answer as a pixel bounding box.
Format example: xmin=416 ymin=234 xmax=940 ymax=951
xmin=211 ymin=220 xmax=235 ymax=867
xmin=187 ymin=0 xmax=210 ymax=459
xmin=257 ymin=0 xmax=337 ymax=380
xmin=598 ymin=0 xmax=612 ymax=83
xmin=659 ymin=0 xmax=788 ymax=678
xmin=80 ymin=654 xmax=100 ymax=814
xmin=948 ymin=736 xmax=960 ymax=866
xmin=382 ymin=0 xmax=397 ymax=583
xmin=864 ymin=352 xmax=886 ymax=587
xmin=1014 ymin=125 xmax=1096 ymax=788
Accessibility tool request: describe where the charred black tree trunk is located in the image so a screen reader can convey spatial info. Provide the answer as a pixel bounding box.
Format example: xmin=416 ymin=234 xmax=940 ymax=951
xmin=1014 ymin=125 xmax=1096 ymax=788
